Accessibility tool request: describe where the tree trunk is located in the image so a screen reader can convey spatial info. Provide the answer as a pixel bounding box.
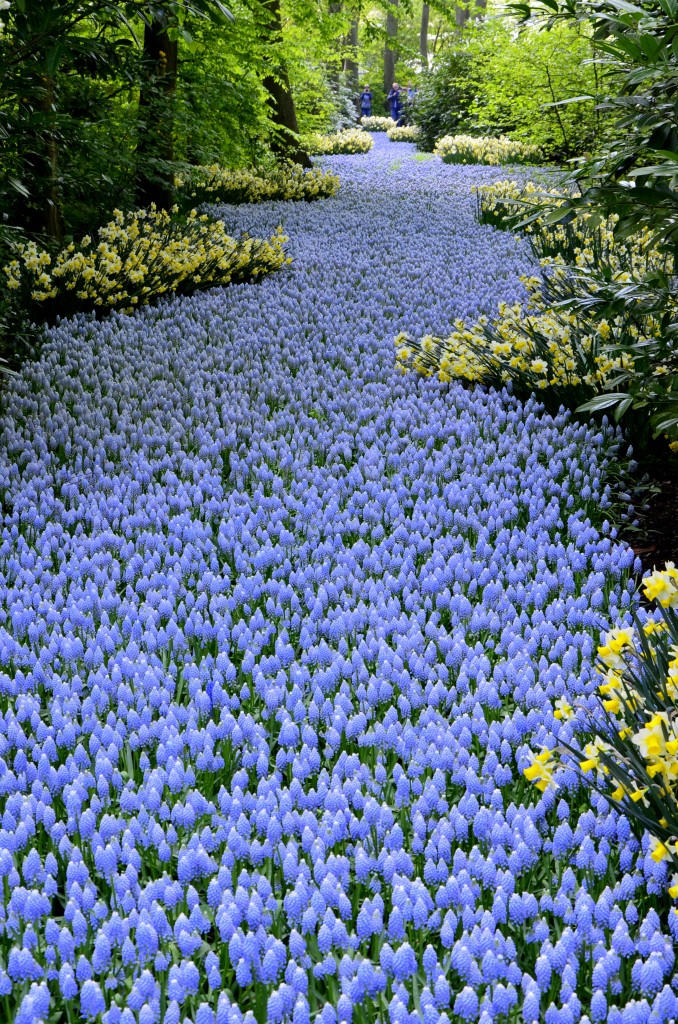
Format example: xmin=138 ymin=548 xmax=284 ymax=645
xmin=383 ymin=0 xmax=398 ymax=102
xmin=419 ymin=3 xmax=429 ymax=65
xmin=327 ymin=2 xmax=342 ymax=90
xmin=41 ymin=75 xmax=64 ymax=241
xmin=21 ymin=71 xmax=65 ymax=242
xmin=261 ymin=0 xmax=311 ymax=166
xmin=136 ymin=14 xmax=178 ymax=210
xmin=456 ymin=0 xmax=485 ymax=27
xmin=344 ymin=19 xmax=359 ymax=92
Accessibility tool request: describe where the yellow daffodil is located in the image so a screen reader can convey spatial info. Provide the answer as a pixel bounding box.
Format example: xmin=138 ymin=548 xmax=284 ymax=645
xmin=650 ymin=836 xmax=673 ymax=863
xmin=632 ymin=711 xmax=670 ymax=761
xmin=523 ymin=749 xmax=558 ymax=792
xmin=597 ymin=627 xmax=635 ymax=672
xmin=643 ymin=565 xmax=678 ymax=609
xmin=554 ymin=698 xmax=574 ymax=721
xmin=579 ymin=738 xmax=611 ymax=775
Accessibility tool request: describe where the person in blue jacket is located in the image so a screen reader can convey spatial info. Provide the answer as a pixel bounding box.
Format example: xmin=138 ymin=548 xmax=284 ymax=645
xmin=360 ymin=85 xmax=373 ymax=118
xmin=386 ymin=83 xmax=403 ymax=125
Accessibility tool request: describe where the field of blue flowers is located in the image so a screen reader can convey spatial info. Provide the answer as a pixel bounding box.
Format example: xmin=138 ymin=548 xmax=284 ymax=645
xmin=1 ymin=134 xmax=675 ymax=1024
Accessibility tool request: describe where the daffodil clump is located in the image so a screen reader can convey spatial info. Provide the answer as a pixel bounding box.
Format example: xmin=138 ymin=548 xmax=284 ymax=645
xmin=397 ymin=179 xmax=675 ymax=425
xmin=395 ymin=288 xmax=637 ymax=401
xmin=175 ymin=162 xmax=339 ymax=207
xmin=525 ymin=564 xmax=678 ymax=902
xmin=359 ymin=115 xmax=396 ymax=131
xmin=475 ymin=179 xmax=673 ymax=275
xmin=303 ymin=128 xmax=374 ymax=155
xmin=434 ymin=134 xmax=542 ymax=166
xmin=386 ymin=124 xmax=420 ymax=143
xmin=473 ymin=178 xmax=556 ymax=231
xmin=2 ymin=206 xmax=289 ymax=321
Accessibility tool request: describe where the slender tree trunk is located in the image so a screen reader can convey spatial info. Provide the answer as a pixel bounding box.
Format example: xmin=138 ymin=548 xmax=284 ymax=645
xmin=344 ymin=19 xmax=359 ymax=92
xmin=384 ymin=0 xmax=398 ymax=102
xmin=41 ymin=75 xmax=64 ymax=241
xmin=261 ymin=0 xmax=311 ymax=166
xmin=544 ymin=62 xmax=570 ymax=157
xmin=456 ymin=0 xmax=485 ymax=28
xmin=419 ymin=4 xmax=429 ymax=64
xmin=432 ymin=18 xmax=443 ymax=54
xmin=22 ymin=71 xmax=64 ymax=241
xmin=15 ymin=5 xmax=65 ymax=243
xmin=328 ymin=2 xmax=343 ymax=89
xmin=136 ymin=14 xmax=178 ymax=210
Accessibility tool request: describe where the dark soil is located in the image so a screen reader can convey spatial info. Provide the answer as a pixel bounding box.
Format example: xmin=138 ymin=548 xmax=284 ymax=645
xmin=622 ymin=448 xmax=678 ymax=577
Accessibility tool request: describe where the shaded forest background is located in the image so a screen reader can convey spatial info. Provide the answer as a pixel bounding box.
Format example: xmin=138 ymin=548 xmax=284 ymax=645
xmin=0 ymin=0 xmax=605 ymax=248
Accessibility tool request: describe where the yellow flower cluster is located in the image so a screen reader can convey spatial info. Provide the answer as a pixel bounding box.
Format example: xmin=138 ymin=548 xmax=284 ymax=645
xmin=386 ymin=125 xmax=420 ymax=143
xmin=434 ymin=134 xmax=542 ymax=166
xmin=524 ymin=564 xmax=678 ymax=895
xmin=643 ymin=565 xmax=678 ymax=610
xmin=303 ymin=129 xmax=374 ymax=156
xmin=395 ymin=298 xmax=634 ymax=391
xmin=360 ymin=116 xmax=396 ymax=132
xmin=396 ymin=179 xmax=673 ymax=392
xmin=476 ymin=180 xmax=672 ymax=282
xmin=175 ymin=162 xmax=340 ymax=206
xmin=3 ymin=206 xmax=289 ymax=318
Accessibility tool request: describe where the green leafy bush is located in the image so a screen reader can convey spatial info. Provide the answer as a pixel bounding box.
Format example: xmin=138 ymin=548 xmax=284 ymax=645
xmin=412 ymin=20 xmax=603 ymax=161
xmin=467 ymin=20 xmax=603 ymax=162
xmin=508 ymin=0 xmax=678 ymax=249
xmin=411 ymin=47 xmax=476 ymax=153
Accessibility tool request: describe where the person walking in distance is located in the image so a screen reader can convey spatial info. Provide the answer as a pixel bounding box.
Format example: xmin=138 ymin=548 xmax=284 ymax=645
xmin=386 ymin=82 xmax=403 ymax=125
xmin=360 ymin=85 xmax=373 ymax=119
xmin=406 ymin=81 xmax=417 ymax=107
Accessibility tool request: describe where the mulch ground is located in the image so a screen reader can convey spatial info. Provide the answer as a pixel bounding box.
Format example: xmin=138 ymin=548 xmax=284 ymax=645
xmin=623 ymin=449 xmax=678 ymax=577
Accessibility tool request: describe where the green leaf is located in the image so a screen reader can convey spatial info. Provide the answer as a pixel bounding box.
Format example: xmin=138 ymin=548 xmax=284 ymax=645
xmin=653 ymin=414 xmax=678 ymax=433
xmin=613 ymin=395 xmax=634 ymax=420
xmin=628 ymin=165 xmax=678 ymax=177
xmin=651 ymin=150 xmax=678 ymax=163
xmin=576 ymin=392 xmax=631 ymax=413
xmin=544 ymin=95 xmax=595 ymax=107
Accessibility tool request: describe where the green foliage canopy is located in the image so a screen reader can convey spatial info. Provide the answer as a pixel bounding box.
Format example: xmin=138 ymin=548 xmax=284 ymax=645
xmin=413 ymin=16 xmax=604 ymax=160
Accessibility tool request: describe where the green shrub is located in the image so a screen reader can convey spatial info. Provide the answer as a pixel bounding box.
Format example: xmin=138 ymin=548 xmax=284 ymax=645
xmin=467 ymin=20 xmax=603 ymax=162
xmin=412 ymin=48 xmax=476 ymax=153
xmin=412 ymin=21 xmax=604 ymax=161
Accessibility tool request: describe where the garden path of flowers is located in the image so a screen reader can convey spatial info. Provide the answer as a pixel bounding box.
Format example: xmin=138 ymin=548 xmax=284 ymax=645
xmin=2 ymin=134 xmax=676 ymax=1024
